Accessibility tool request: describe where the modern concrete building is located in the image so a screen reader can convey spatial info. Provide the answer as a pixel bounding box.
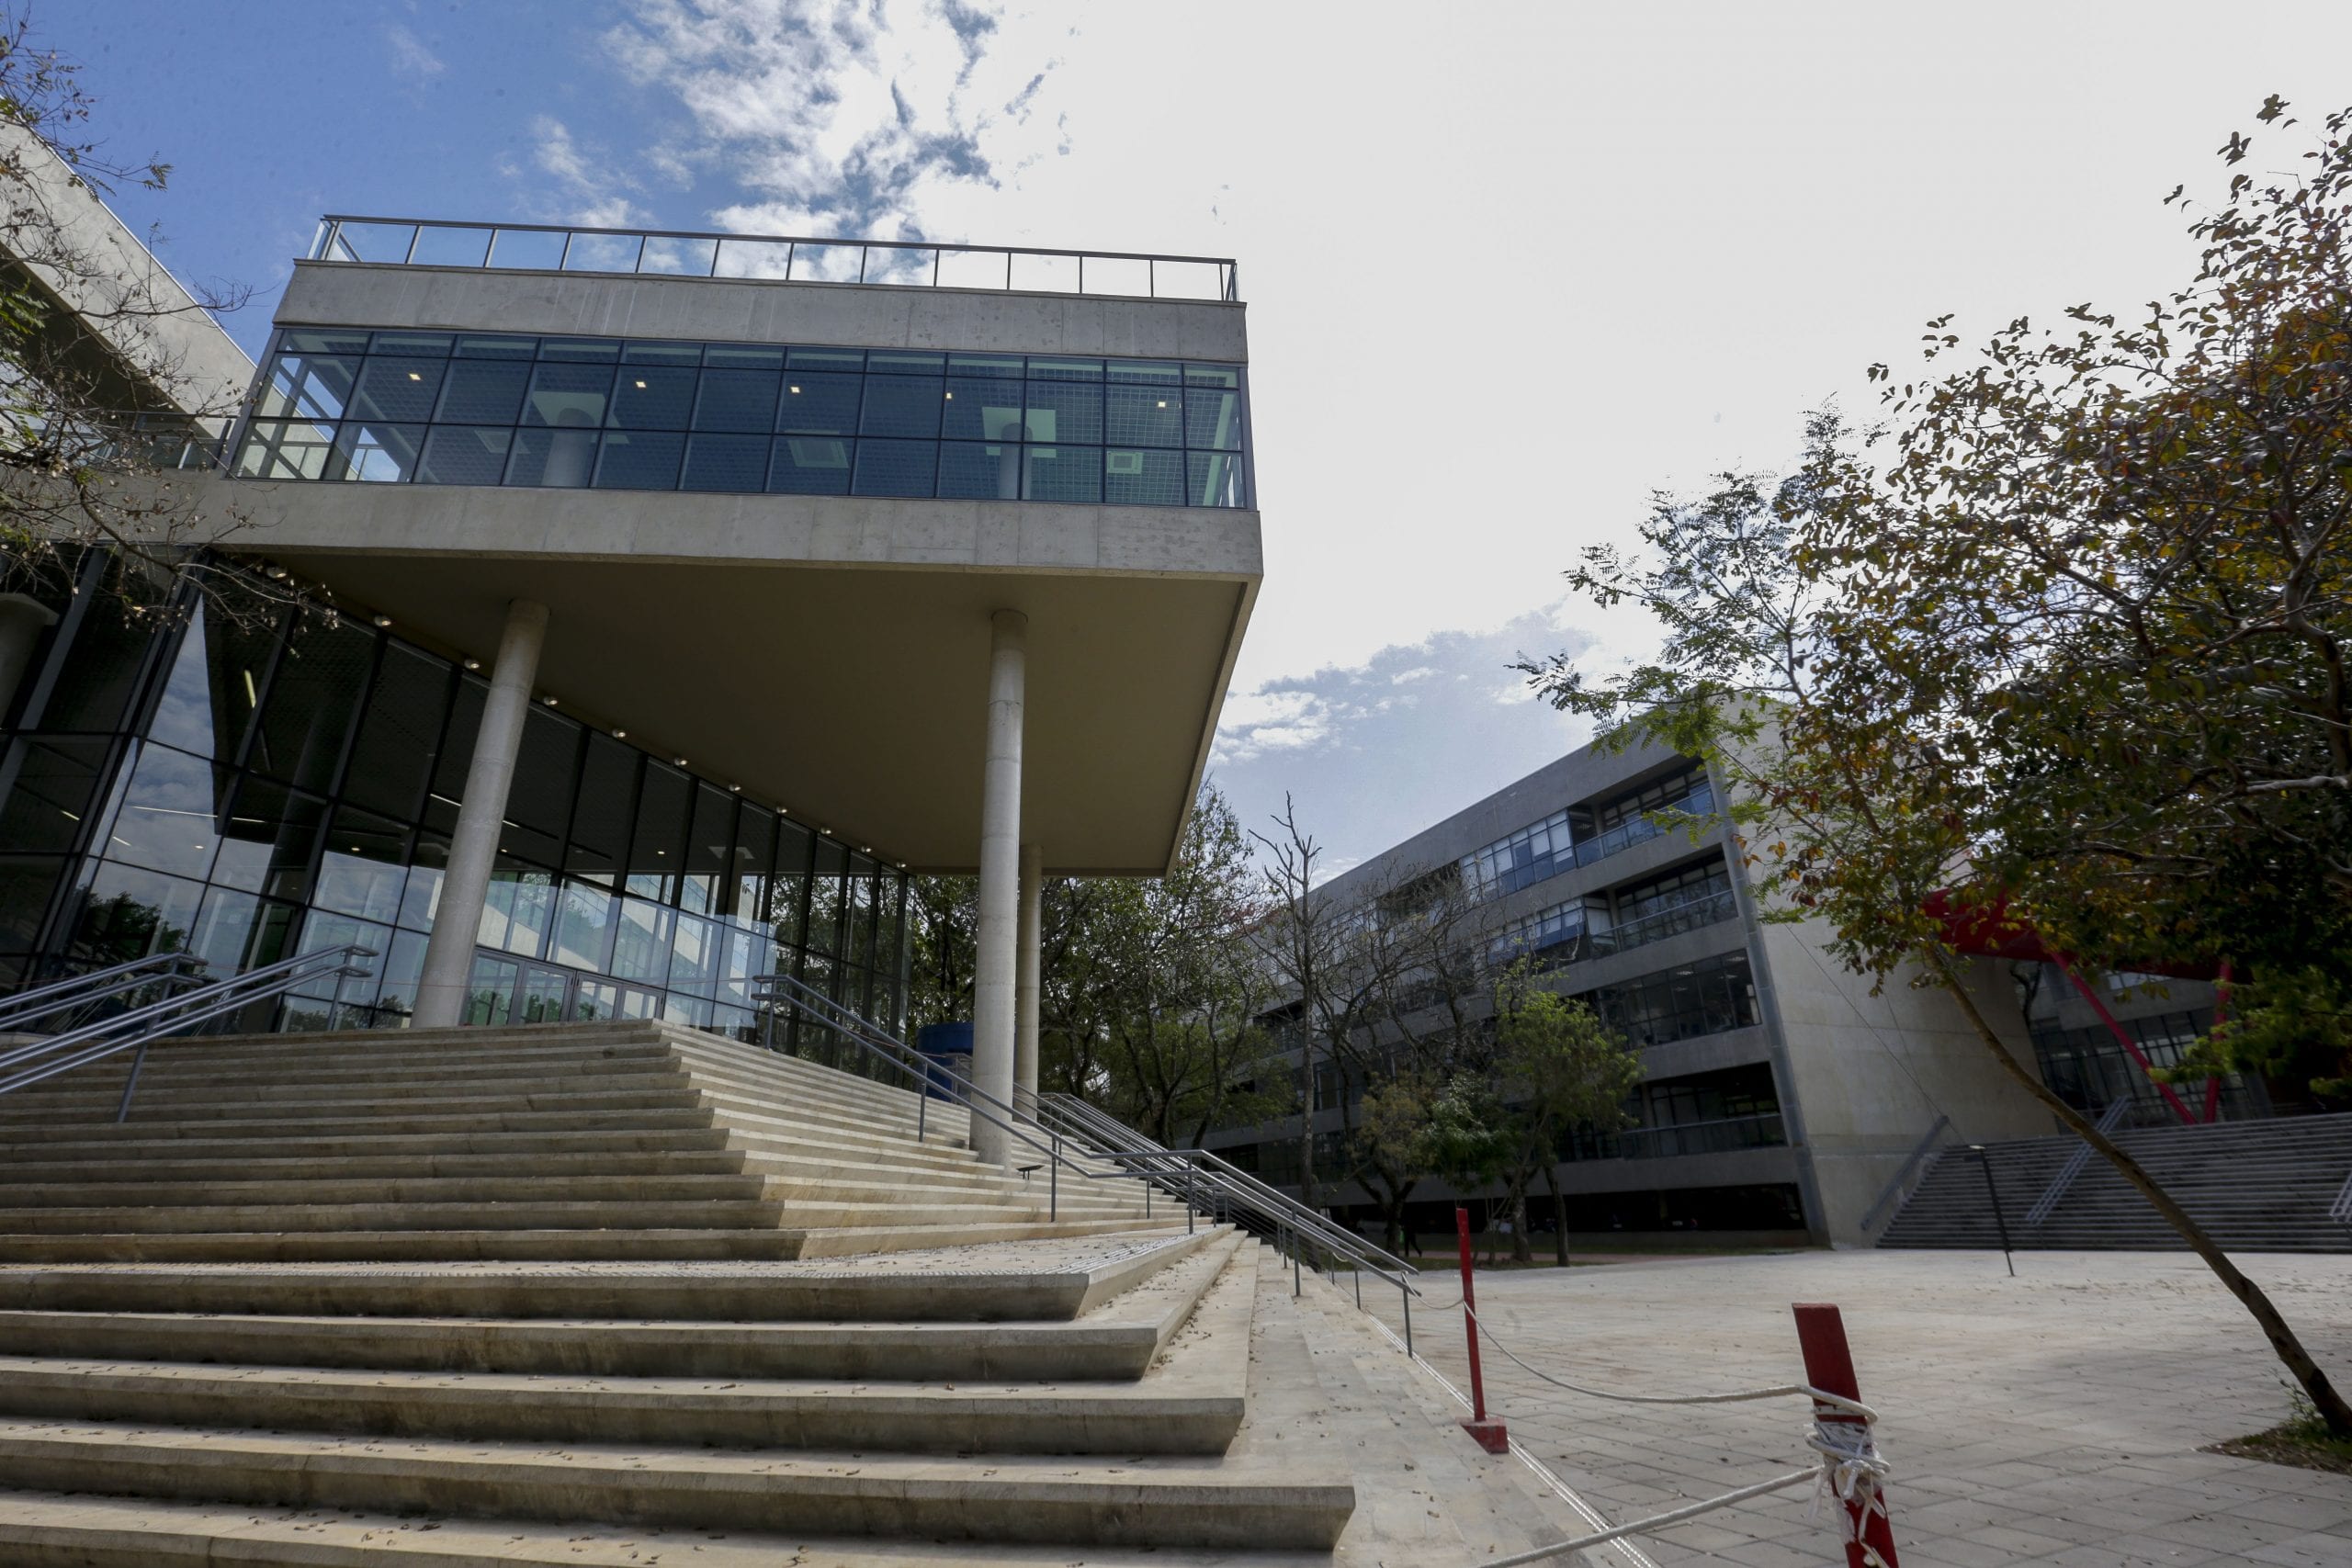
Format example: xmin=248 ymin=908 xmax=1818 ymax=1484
xmin=1204 ymin=736 xmax=2084 ymax=1247
xmin=1 ymin=206 xmax=1259 ymax=1165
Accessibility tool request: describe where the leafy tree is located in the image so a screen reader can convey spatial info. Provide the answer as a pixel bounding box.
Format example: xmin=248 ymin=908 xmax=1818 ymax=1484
xmin=1492 ymin=963 xmax=1644 ymax=1265
xmin=0 ymin=6 xmax=255 ymax=618
xmin=1517 ymin=99 xmax=2352 ymax=1433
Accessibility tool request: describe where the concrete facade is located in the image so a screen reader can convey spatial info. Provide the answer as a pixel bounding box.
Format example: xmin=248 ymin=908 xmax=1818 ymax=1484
xmin=1206 ymin=735 xmax=2058 ymax=1247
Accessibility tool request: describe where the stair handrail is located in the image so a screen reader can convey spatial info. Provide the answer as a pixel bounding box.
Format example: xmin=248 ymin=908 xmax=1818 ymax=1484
xmin=1859 ymin=1112 xmax=1953 ymax=1234
xmin=2024 ymin=1097 xmax=2132 ymax=1228
xmin=747 ymin=971 xmax=1157 ymax=1222
xmin=0 ymin=944 xmax=377 ymax=1121
xmin=1021 ymin=1088 xmax=1426 ymax=1310
xmin=0 ymin=951 xmax=203 ymax=1032
xmin=2326 ymin=1168 xmax=2352 ymax=1228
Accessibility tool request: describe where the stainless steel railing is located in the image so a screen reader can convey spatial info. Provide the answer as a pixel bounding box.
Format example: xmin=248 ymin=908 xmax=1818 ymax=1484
xmin=1018 ymin=1086 xmax=1429 ymax=1347
xmin=0 ymin=952 xmax=200 ymax=1033
xmin=1859 ymin=1113 xmax=1954 ymax=1234
xmin=748 ymin=972 xmax=1155 ymax=1224
xmin=0 ymin=945 xmax=377 ymax=1121
xmin=2024 ymin=1097 xmax=2132 ymax=1226
xmin=310 ymin=215 xmax=1241 ymax=302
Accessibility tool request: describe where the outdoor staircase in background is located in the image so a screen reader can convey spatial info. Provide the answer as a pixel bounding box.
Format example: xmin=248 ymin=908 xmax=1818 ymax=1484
xmin=1878 ymin=1111 xmax=2352 ymax=1253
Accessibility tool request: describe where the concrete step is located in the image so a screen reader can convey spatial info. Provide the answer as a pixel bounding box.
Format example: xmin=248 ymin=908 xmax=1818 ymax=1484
xmin=0 ymin=1228 xmax=1213 ymax=1315
xmin=11 ymin=1042 xmax=684 ymax=1097
xmin=0 ymin=1083 xmax=712 ymax=1124
xmin=0 ymin=1493 xmax=1344 ymax=1568
xmin=0 ymin=1172 xmax=773 ymax=1208
xmin=0 ymin=1418 xmax=1352 ymax=1550
xmin=0 ymin=1197 xmax=790 ymax=1234
xmin=0 ymin=1242 xmax=1256 ymax=1454
xmin=0 ymin=1105 xmax=724 ymax=1145
xmin=0 ymin=1233 xmax=1246 ymax=1381
xmin=0 ymin=1147 xmax=752 ymax=1185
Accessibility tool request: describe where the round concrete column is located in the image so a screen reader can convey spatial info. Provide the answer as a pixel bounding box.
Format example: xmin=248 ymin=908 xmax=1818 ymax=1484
xmin=1015 ymin=840 xmax=1042 ymax=1109
xmin=0 ymin=593 xmax=60 ymax=725
xmin=412 ymin=599 xmax=549 ymax=1029
xmin=969 ymin=610 xmax=1026 ymax=1165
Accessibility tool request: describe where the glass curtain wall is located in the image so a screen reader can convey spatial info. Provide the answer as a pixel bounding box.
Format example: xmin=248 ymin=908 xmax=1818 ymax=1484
xmin=0 ymin=560 xmax=908 ymax=1038
xmin=234 ymin=331 xmax=1250 ymax=509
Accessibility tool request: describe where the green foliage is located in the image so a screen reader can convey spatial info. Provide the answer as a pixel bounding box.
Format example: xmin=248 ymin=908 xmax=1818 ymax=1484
xmin=1416 ymin=1075 xmax=1514 ymax=1190
xmin=2164 ymin=966 xmax=2352 ymax=1103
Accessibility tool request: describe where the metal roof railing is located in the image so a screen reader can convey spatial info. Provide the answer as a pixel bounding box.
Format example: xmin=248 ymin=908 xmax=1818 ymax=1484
xmin=309 ymin=216 xmax=1240 ymax=303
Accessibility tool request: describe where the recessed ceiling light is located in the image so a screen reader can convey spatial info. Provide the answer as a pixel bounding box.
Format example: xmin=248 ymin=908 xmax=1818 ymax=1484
xmin=729 ymin=784 xmax=741 ymax=793
xmin=407 ymin=372 xmax=422 ymax=381
xmin=541 ymin=695 xmax=559 ymax=706
xmin=1157 ymin=400 xmax=1168 ymax=409
xmin=673 ymin=756 xmax=689 ymax=767
xmin=944 ymin=390 xmax=954 ymax=400
xmin=788 ymin=385 xmax=800 ymax=394
xmin=613 ymin=728 xmax=628 ymax=739
xmin=464 ymin=659 xmax=481 ymax=671
xmin=372 ymin=615 xmax=391 ymax=627
xmin=634 ymin=379 xmax=648 ymax=389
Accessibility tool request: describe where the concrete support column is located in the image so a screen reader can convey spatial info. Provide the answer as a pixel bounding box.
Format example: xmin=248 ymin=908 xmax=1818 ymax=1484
xmin=1015 ymin=841 xmax=1042 ymax=1109
xmin=0 ymin=593 xmax=60 ymax=724
xmin=970 ymin=609 xmax=1027 ymax=1165
xmin=413 ymin=599 xmax=548 ymax=1029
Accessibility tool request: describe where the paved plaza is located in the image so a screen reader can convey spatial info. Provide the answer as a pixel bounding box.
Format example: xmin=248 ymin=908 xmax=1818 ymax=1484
xmin=1362 ymin=1248 xmax=2352 ymax=1567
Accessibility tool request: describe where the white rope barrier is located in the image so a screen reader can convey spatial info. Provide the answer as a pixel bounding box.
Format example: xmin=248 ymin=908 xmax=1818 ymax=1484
xmin=1455 ymin=1300 xmax=1894 ymax=1567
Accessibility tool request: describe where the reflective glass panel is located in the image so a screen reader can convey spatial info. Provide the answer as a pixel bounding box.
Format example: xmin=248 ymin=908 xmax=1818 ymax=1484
xmin=682 ymin=434 xmax=769 ymax=491
xmin=593 ymin=431 xmax=686 ymax=490
xmin=858 ymin=377 xmax=944 ymax=438
xmin=434 ymin=360 xmax=530 ymax=423
xmin=770 ymin=436 xmax=852 ymax=493
xmin=853 ymin=439 xmax=936 ymax=497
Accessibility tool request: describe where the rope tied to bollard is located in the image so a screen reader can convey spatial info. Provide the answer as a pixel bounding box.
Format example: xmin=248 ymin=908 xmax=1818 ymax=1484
xmin=1453 ymin=1298 xmax=1894 ymax=1568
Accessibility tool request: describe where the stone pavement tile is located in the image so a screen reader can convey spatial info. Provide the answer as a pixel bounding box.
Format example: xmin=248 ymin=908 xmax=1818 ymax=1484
xmin=2047 ymin=1539 xmax=2229 ymax=1567
xmin=1710 ymin=1533 xmax=1860 ymax=1568
xmin=2225 ymin=1492 xmax=2352 ymax=1532
xmin=1966 ymin=1520 xmax=2113 ymax=1557
xmin=2160 ymin=1510 xmax=2327 ymax=1552
xmin=1937 ymin=1536 xmax=2058 ymax=1566
xmin=2244 ymin=1533 xmax=2352 ymax=1566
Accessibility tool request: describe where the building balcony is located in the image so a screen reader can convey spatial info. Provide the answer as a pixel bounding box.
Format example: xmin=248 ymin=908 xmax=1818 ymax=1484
xmin=1573 ymin=779 xmax=1716 ymax=869
xmin=1588 ymin=888 xmax=1740 ymax=958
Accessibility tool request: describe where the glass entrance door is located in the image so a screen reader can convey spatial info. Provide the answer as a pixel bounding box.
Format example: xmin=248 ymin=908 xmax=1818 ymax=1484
xmin=465 ymin=953 xmax=660 ymax=1028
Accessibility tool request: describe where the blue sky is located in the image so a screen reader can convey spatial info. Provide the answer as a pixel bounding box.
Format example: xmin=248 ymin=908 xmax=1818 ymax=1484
xmin=45 ymin=1 xmax=2352 ymax=873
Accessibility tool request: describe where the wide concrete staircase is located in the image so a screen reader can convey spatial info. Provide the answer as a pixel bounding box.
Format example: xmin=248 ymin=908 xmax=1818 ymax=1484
xmin=1880 ymin=1111 xmax=2352 ymax=1252
xmin=0 ymin=1019 xmax=1159 ymax=1261
xmin=0 ymin=1019 xmax=1590 ymax=1562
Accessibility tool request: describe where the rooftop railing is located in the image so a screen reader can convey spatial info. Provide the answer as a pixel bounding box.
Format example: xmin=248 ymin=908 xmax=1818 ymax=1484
xmin=309 ymin=216 xmax=1240 ymax=303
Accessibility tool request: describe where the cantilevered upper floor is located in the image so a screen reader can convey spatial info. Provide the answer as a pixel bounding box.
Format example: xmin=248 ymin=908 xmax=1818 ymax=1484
xmin=198 ymin=217 xmax=1263 ymax=877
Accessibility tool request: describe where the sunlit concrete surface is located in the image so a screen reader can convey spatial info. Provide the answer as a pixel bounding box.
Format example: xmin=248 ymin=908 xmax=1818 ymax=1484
xmin=1367 ymin=1248 xmax=2352 ymax=1566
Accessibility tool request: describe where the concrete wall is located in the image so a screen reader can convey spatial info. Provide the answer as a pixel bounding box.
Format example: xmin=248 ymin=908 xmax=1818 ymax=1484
xmin=1755 ymin=917 xmax=2055 ymax=1247
xmin=0 ymin=123 xmax=253 ymax=414
xmin=208 ymin=475 xmax=1261 ymax=581
xmin=276 ymin=263 xmax=1248 ymax=365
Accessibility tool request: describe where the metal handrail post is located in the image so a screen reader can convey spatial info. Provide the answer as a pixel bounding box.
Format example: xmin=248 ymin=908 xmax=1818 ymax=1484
xmin=1049 ymin=1133 xmax=1058 ymax=1221
xmin=1185 ymin=1161 xmax=1195 ymax=1233
xmin=1402 ymin=1280 xmax=1412 ymax=1355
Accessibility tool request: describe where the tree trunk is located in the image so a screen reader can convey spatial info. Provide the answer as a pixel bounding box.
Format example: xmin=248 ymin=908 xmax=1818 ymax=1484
xmin=1928 ymin=947 xmax=2352 ymax=1437
xmin=1510 ymin=1186 xmax=1533 ymax=1263
xmin=1544 ymin=1160 xmax=1570 ymax=1268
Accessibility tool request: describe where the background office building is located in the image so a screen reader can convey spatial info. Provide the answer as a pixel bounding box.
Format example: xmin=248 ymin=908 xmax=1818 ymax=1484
xmin=1203 ymin=739 xmax=2135 ymax=1247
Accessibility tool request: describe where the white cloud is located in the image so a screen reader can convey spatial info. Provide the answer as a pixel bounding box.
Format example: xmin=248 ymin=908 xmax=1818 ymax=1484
xmin=526 ymin=116 xmax=643 ymax=228
xmin=382 ymin=23 xmax=445 ymax=82
xmin=1209 ymin=600 xmax=1597 ymax=866
xmin=599 ymin=0 xmax=1069 ymax=239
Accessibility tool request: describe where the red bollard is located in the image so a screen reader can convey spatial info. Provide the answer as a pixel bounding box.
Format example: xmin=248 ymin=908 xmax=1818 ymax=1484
xmin=1455 ymin=1206 xmax=1510 ymax=1453
xmin=1792 ymin=1303 xmax=1899 ymax=1567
